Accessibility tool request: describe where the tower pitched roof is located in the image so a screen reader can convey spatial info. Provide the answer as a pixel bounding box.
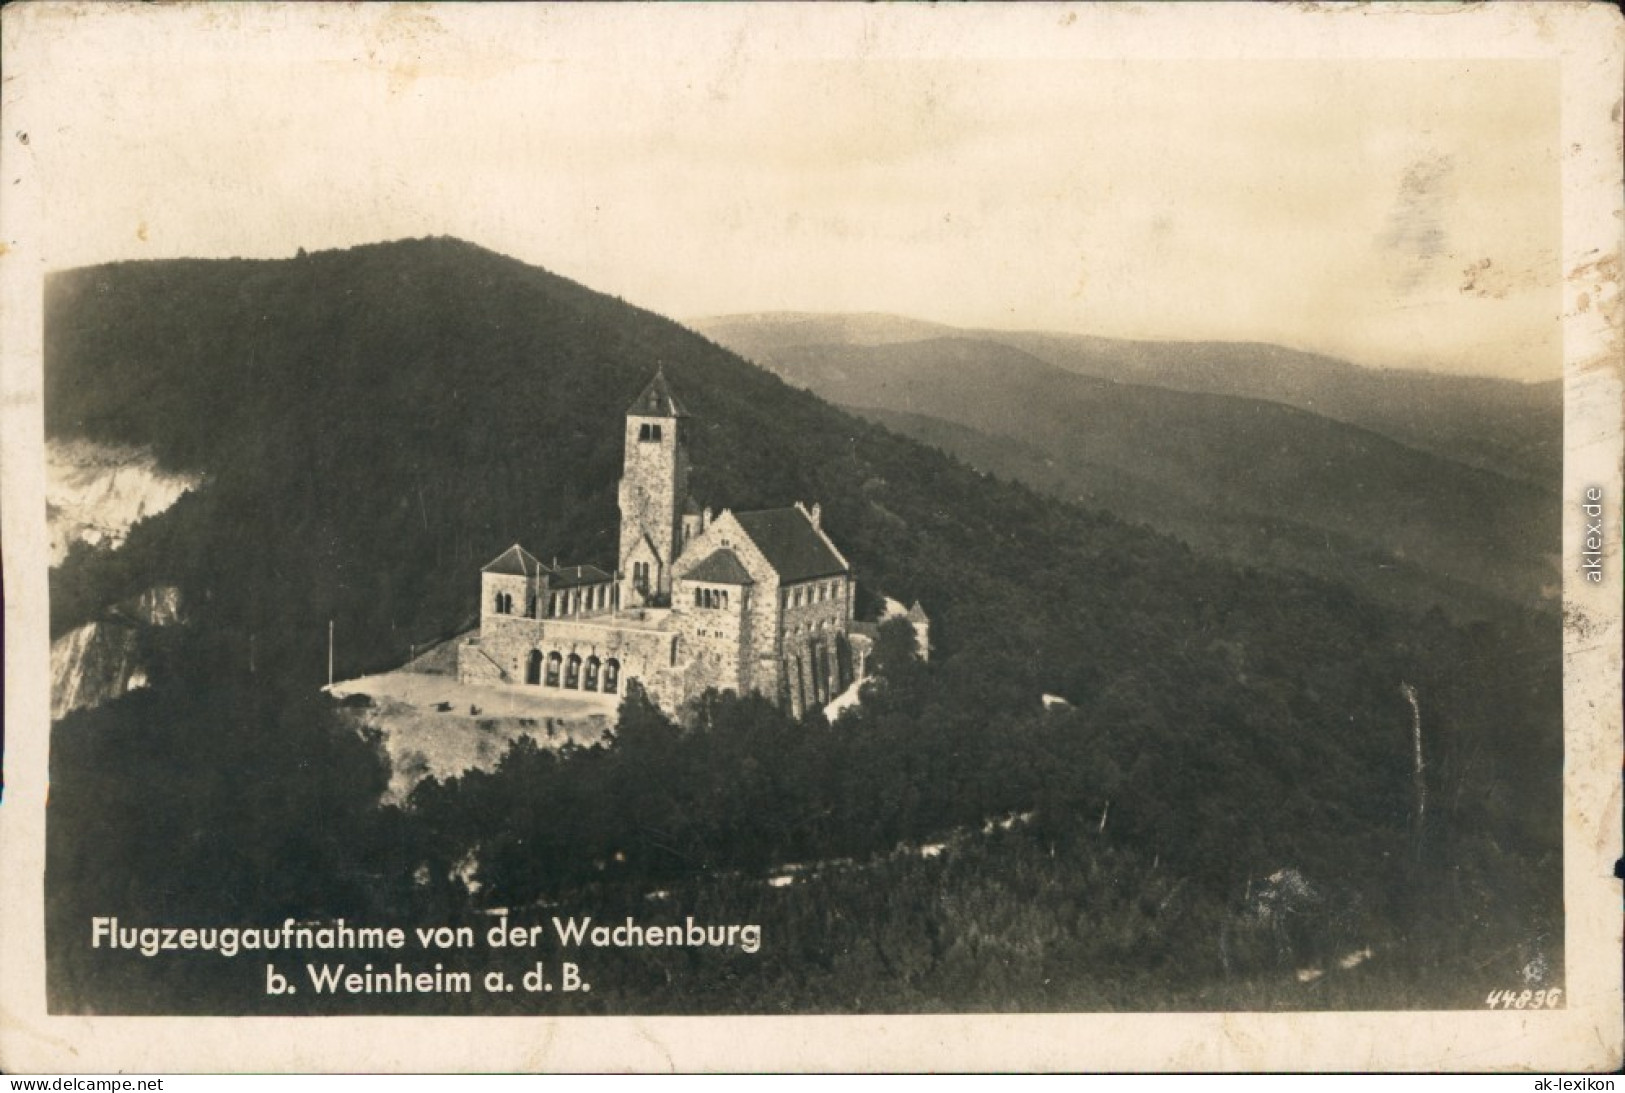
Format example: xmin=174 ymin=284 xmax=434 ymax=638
xmin=628 ymin=367 xmax=689 ymax=418
xmin=482 ymin=544 xmax=545 ymax=578
xmin=733 ymin=507 xmax=849 ymax=583
xmin=683 ymin=548 xmax=755 ymax=586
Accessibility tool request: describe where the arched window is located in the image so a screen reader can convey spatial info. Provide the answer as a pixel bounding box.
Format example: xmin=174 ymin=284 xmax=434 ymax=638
xmin=604 ymin=659 xmax=620 ymax=694
xmin=565 ymin=653 xmax=581 ymax=689
xmin=813 ymin=640 xmax=831 ymax=703
xmin=720 ymin=590 xmax=729 ymax=610
xmin=526 ymin=650 xmax=542 ymax=685
xmin=693 ymin=588 xmax=702 ymax=607
xmin=526 ymin=592 xmax=537 ymax=618
xmin=545 ymin=652 xmax=561 ymax=687
xmin=638 ymin=423 xmax=652 ymax=442
xmin=651 ymin=424 xmax=662 ymax=442
xmin=585 ymin=656 xmax=601 ymax=691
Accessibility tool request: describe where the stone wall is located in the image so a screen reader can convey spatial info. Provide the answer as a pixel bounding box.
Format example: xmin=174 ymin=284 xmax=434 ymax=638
xmin=456 ymin=639 xmax=507 ymax=685
xmin=469 ymin=610 xmax=690 ymax=711
xmin=482 ymin=571 xmax=535 ymax=620
xmin=474 ymin=613 xmax=547 ymax=680
xmin=669 ymin=579 xmax=751 ymax=700
xmin=778 ymin=574 xmax=852 ymax=640
xmin=619 ymin=534 xmax=664 ymax=608
xmin=672 ymin=511 xmax=783 ymax=699
xmin=777 ymin=575 xmax=853 ymax=714
xmin=539 ymin=616 xmax=674 ymax=686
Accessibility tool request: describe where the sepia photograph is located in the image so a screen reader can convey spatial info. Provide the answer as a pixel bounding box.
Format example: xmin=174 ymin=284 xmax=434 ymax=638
xmin=0 ymin=1 xmax=1619 ymax=1073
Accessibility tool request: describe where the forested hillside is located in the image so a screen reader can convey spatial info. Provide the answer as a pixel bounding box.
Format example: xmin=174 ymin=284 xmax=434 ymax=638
xmin=46 ymin=239 xmax=1562 ymax=1013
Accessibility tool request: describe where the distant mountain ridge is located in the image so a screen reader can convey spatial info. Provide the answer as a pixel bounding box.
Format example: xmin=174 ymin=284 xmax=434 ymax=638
xmin=692 ymin=312 xmax=1562 ymax=486
xmin=685 ymin=319 xmax=1547 ymax=617
xmin=696 ymin=312 xmax=957 ymax=352
xmin=692 ymin=315 xmax=1560 ymax=619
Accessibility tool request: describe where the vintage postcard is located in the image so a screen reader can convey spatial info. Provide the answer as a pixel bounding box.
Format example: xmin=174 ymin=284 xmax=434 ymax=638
xmin=1 ymin=1 xmax=1619 ymax=1073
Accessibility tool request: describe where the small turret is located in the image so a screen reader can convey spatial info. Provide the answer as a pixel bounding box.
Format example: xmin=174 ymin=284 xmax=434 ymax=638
xmin=680 ymin=493 xmax=704 ymax=553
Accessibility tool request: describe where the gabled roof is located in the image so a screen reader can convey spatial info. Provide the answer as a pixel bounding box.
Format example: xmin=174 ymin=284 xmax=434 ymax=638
xmin=683 ymin=549 xmax=755 ymax=586
xmin=482 ymin=544 xmax=544 ymax=578
xmin=628 ymin=367 xmax=689 ymax=418
xmin=624 ymin=529 xmax=665 ymax=568
xmin=551 ymin=564 xmax=612 ymax=589
xmin=733 ymin=507 xmax=849 ymax=583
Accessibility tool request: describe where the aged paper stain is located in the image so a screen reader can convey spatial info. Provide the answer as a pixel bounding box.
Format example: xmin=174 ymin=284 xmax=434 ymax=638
xmin=1379 ymin=153 xmax=1456 ymax=294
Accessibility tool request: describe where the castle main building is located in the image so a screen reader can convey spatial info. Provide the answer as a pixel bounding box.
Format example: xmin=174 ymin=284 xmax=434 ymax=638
xmin=458 ymin=369 xmax=908 ymax=717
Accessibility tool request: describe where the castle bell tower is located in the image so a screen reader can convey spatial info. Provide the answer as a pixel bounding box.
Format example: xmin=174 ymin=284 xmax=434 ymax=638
xmin=618 ymin=366 xmax=691 ymax=607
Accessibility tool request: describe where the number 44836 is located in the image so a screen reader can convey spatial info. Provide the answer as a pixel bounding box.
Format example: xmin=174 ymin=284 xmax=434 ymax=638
xmin=1485 ymin=988 xmax=1563 ymax=1009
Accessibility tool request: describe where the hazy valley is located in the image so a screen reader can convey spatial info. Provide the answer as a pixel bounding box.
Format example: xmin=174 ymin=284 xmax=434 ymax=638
xmin=693 ymin=315 xmax=1561 ymax=622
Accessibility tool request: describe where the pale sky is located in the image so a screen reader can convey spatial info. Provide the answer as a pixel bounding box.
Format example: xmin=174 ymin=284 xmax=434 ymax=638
xmin=6 ymin=4 xmax=1566 ymax=379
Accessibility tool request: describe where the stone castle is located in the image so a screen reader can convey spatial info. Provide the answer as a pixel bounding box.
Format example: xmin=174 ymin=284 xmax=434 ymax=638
xmin=457 ymin=369 xmax=926 ymax=717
